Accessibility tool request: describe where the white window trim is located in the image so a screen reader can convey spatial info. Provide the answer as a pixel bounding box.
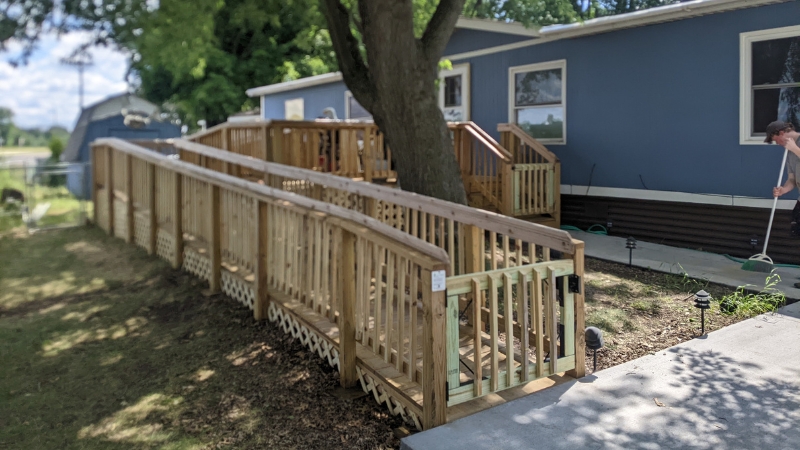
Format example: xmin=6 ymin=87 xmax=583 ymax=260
xmin=508 ymin=59 xmax=567 ymax=145
xmin=438 ymin=63 xmax=471 ymax=121
xmin=740 ymin=24 xmax=800 ymax=145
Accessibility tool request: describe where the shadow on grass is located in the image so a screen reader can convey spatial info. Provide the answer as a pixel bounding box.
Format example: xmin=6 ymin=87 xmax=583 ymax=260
xmin=0 ymin=227 xmax=402 ymax=450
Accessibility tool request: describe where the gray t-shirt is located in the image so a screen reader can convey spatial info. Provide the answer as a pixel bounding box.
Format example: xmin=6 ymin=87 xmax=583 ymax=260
xmin=787 ymin=136 xmax=800 ymax=201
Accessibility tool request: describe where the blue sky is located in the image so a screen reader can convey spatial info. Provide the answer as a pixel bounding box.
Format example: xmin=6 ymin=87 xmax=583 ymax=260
xmin=1 ymin=32 xmax=129 ymax=131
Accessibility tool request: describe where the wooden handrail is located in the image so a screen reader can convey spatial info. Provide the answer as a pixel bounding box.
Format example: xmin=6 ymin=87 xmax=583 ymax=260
xmin=449 ymin=122 xmax=512 ymax=162
xmin=497 ymin=123 xmax=559 ymax=164
xmin=95 ymin=138 xmax=449 ymax=266
xmin=169 ymin=138 xmax=575 ymax=254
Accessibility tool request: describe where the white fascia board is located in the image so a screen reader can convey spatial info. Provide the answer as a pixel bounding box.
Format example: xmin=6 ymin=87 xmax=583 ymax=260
xmin=455 ymin=17 xmax=540 ymax=37
xmin=246 ymin=72 xmax=343 ymax=98
xmin=540 ymin=0 xmax=789 ymax=40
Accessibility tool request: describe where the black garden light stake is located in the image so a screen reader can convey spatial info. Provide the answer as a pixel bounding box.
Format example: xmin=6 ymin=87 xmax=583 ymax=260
xmin=694 ymin=290 xmax=711 ymax=336
xmin=585 ymin=327 xmax=604 ymax=372
xmin=626 ymin=237 xmax=637 ymax=267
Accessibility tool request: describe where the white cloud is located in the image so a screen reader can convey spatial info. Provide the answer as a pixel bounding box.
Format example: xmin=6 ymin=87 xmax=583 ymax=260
xmin=0 ymin=32 xmax=130 ymax=131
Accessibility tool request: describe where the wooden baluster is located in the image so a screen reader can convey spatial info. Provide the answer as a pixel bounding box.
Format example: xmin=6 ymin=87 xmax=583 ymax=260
xmin=533 ymin=270 xmax=544 ymax=379
xmin=471 ymin=278 xmax=482 ymax=397
xmin=489 ymin=276 xmax=499 ymax=392
xmin=504 ymin=272 xmax=514 ymax=387
xmin=519 ymin=272 xmax=530 ymax=381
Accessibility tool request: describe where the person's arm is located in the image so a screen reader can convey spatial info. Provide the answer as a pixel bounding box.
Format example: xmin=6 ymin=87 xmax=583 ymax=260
xmin=783 ymin=137 xmax=800 ymax=158
xmin=774 ymin=173 xmax=796 ymax=197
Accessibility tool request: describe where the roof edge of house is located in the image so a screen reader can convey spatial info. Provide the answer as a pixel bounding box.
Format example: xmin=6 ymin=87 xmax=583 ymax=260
xmin=539 ymin=0 xmax=789 ymax=39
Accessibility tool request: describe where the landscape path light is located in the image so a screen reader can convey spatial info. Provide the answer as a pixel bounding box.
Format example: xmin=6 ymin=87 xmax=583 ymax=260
xmin=694 ymin=290 xmax=711 ymax=336
xmin=625 ymin=237 xmax=637 ymax=267
xmin=585 ymin=326 xmax=604 ymax=372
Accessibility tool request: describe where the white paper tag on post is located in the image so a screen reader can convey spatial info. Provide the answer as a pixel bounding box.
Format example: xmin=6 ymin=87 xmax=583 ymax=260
xmin=431 ymin=270 xmax=446 ymax=292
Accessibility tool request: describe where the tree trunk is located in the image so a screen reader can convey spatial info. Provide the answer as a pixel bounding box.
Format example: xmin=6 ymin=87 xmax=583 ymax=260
xmin=321 ymin=0 xmax=468 ymax=205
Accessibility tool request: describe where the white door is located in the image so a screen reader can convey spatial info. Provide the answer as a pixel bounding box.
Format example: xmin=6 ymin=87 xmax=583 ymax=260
xmin=439 ymin=64 xmax=470 ymax=122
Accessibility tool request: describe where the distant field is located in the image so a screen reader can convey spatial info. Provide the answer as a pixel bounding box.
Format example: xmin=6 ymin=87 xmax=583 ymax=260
xmin=0 ymin=147 xmax=50 ymax=154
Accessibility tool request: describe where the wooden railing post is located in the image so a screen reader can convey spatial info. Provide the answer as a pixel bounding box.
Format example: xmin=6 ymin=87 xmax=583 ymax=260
xmin=261 ymin=124 xmax=270 ymax=161
xmin=339 ymin=230 xmax=358 ymax=388
xmin=501 ymin=161 xmax=514 ymax=217
xmin=254 ymin=201 xmax=270 ymax=320
xmin=363 ymin=127 xmax=373 ymax=183
xmin=172 ymin=173 xmax=184 ymax=269
xmin=566 ymin=240 xmax=586 ymax=379
xmin=208 ymin=184 xmax=221 ymax=292
xmin=554 ymin=162 xmax=562 ymax=227
xmin=464 ymin=225 xmax=482 ymax=274
xmin=221 ymin=127 xmax=230 ymax=174
xmin=125 ymin=154 xmax=134 ymax=243
xmin=91 ymin=146 xmax=99 ymax=226
xmin=148 ymin=164 xmax=157 ymax=255
xmin=422 ymin=263 xmax=448 ymax=429
xmin=105 ymin=147 xmax=114 ymax=236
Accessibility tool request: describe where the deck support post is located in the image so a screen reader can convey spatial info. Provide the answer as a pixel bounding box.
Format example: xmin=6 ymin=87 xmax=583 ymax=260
xmin=339 ymin=229 xmax=358 ymax=388
xmin=208 ymin=184 xmax=221 ymax=292
xmin=254 ymin=201 xmax=270 ymax=320
xmin=125 ymin=154 xmax=134 ymax=243
xmin=422 ymin=263 xmax=449 ymax=429
xmin=566 ymin=240 xmax=586 ymax=379
xmin=105 ymin=147 xmax=114 ymax=236
xmin=147 ymin=164 xmax=157 ymax=255
xmin=172 ymin=173 xmax=184 ymax=268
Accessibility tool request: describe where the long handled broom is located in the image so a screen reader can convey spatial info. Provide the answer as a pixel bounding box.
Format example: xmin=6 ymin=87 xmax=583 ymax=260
xmin=742 ymin=148 xmax=789 ymax=272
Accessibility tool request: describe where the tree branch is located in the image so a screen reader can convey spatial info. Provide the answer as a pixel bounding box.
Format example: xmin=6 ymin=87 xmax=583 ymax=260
xmin=319 ymin=0 xmax=375 ymax=112
xmin=420 ymin=0 xmax=466 ymax=65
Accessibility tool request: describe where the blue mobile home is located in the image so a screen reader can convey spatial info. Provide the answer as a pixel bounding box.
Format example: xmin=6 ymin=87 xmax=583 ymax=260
xmin=246 ymin=0 xmax=800 ymax=263
xmin=62 ymin=94 xmax=181 ymax=199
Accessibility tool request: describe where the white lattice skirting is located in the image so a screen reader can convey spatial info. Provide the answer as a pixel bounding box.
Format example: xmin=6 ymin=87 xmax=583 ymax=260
xmin=133 ymin=213 xmax=150 ymax=250
xmin=266 ymin=301 xmax=422 ymax=430
xmin=156 ymin=229 xmax=175 ymax=261
xmin=183 ymin=248 xmax=211 ymax=281
xmin=221 ymin=271 xmax=255 ymax=310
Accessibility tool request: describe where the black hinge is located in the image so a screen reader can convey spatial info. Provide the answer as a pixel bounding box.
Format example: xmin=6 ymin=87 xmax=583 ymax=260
xmin=568 ymin=275 xmax=581 ymax=294
xmin=446 ymin=382 xmax=449 ymax=402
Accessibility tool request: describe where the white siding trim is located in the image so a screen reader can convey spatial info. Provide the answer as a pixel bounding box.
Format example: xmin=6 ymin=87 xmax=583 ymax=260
xmin=739 ymin=24 xmax=800 ymax=145
xmin=562 ymin=184 xmax=796 ymax=210
xmin=247 ymin=72 xmax=343 ymax=97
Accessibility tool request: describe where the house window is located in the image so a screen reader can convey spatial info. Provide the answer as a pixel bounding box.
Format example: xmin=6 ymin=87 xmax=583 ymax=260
xmin=284 ymin=98 xmax=304 ymax=121
xmin=741 ymin=25 xmax=800 ymax=144
xmin=444 ymin=75 xmax=462 ymax=107
xmin=509 ymin=60 xmax=566 ymax=144
xmin=345 ymin=91 xmax=372 ymax=121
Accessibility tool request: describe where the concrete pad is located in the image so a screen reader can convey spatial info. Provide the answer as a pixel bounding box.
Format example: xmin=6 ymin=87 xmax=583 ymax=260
xmin=569 ymin=230 xmax=800 ymax=300
xmin=402 ymin=302 xmax=800 ymax=450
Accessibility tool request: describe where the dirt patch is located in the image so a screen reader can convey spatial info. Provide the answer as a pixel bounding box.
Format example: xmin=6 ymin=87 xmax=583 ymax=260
xmin=582 ymin=257 xmax=766 ymax=372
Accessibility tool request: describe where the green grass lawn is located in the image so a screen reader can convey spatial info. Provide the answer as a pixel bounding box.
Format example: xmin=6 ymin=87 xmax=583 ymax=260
xmin=0 ymin=227 xmax=402 ymax=450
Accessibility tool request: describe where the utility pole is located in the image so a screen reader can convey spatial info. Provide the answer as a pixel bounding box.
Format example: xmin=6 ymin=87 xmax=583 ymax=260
xmin=60 ymin=49 xmax=94 ymax=110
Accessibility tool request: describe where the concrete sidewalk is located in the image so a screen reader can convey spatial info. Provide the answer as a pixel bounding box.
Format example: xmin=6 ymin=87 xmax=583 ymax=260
xmin=570 ymin=230 xmax=800 ymax=300
xmin=402 ymin=302 xmax=800 ymax=450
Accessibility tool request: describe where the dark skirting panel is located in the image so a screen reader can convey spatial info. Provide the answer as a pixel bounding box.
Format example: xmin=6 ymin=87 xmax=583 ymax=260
xmin=562 ymin=195 xmax=800 ymax=266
